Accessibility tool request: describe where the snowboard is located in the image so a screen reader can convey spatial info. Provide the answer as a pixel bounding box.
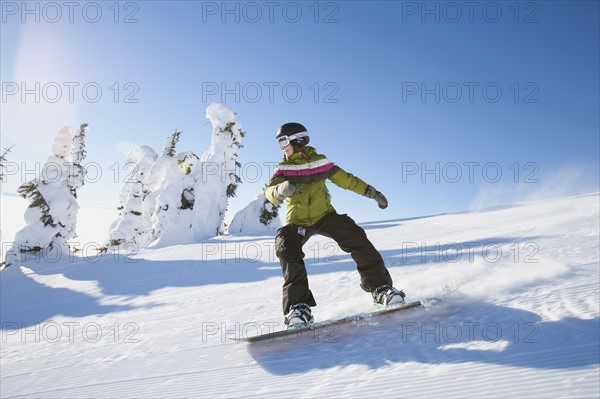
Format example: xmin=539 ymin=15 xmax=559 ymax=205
xmin=237 ymin=299 xmax=429 ymax=343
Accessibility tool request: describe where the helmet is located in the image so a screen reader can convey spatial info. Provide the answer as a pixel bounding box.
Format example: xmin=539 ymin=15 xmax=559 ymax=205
xmin=276 ymin=122 xmax=310 ymax=148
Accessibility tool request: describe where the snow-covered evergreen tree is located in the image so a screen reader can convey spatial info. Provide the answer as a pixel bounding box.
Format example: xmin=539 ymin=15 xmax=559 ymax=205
xmin=3 ymin=125 xmax=90 ymax=268
xmin=68 ymin=123 xmax=89 ymax=196
xmin=192 ymin=103 xmax=245 ymax=240
xmin=105 ymin=129 xmax=204 ymax=249
xmin=163 ymin=129 xmax=181 ymax=157
xmin=105 ymin=145 xmax=158 ymax=249
xmin=258 ymin=195 xmax=281 ymax=227
xmin=229 ymin=193 xmax=281 ymax=235
xmin=104 ymin=103 xmax=245 ymax=249
xmin=56 ymin=123 xmax=89 ymax=242
xmin=148 ymin=131 xmax=202 ymax=247
xmin=0 ymin=145 xmax=14 ymax=186
xmin=177 ymin=151 xmax=199 ymax=211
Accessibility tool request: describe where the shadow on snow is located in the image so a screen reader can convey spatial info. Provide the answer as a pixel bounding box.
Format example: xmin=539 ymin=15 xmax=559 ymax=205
xmin=246 ymin=299 xmax=600 ymax=373
xmin=0 ymin=233 xmax=549 ymax=328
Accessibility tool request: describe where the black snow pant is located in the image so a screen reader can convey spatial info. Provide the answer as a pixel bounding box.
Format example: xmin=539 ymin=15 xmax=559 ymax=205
xmin=275 ymin=212 xmax=393 ymax=315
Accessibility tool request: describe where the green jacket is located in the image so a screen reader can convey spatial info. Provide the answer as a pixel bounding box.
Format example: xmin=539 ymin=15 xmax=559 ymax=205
xmin=264 ymin=146 xmax=369 ymax=226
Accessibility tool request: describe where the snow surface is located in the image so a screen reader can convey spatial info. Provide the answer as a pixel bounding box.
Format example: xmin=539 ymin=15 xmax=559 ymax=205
xmin=1 ymin=193 xmax=599 ymax=398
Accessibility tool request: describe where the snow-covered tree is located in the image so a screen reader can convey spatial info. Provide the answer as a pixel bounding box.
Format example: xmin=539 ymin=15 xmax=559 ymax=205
xmin=192 ymin=103 xmax=245 ymax=240
xmin=0 ymin=145 xmax=14 ymax=185
xmin=148 ymin=132 xmax=201 ymax=247
xmin=104 ymin=103 xmax=246 ymax=249
xmin=258 ymin=195 xmax=281 ymax=227
xmin=55 ymin=123 xmax=89 ymax=242
xmin=3 ymin=124 xmax=90 ymax=268
xmin=229 ymin=193 xmax=281 ymax=235
xmin=106 ymin=129 xmax=205 ymax=249
xmin=177 ymin=151 xmax=199 ymax=210
xmin=105 ymin=145 xmax=158 ymax=249
xmin=163 ymin=130 xmax=181 ymax=157
xmin=68 ymin=123 xmax=89 ymax=196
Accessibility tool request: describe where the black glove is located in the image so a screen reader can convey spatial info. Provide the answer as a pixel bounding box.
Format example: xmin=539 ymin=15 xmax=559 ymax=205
xmin=273 ymin=181 xmax=296 ymax=202
xmin=364 ymin=185 xmax=388 ymax=209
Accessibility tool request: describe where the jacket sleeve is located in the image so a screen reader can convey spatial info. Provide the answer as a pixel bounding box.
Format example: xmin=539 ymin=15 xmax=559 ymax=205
xmin=264 ymin=176 xmax=286 ymax=206
xmin=329 ymin=167 xmax=369 ymax=196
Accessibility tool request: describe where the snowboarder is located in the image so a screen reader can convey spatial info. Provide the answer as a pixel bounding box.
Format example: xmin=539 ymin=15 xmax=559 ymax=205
xmin=264 ymin=122 xmax=406 ymax=328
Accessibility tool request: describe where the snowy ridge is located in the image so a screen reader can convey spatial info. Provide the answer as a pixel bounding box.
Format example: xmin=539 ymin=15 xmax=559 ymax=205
xmin=0 ymin=193 xmax=598 ymax=398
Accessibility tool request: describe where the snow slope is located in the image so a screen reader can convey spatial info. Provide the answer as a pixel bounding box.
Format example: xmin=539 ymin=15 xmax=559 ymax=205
xmin=1 ymin=193 xmax=599 ymax=398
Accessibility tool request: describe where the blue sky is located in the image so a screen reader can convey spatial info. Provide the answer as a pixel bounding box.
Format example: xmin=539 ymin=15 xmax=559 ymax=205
xmin=1 ymin=1 xmax=599 ymax=225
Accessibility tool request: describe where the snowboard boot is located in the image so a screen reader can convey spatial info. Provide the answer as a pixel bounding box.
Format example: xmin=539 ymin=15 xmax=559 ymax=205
xmin=372 ymin=285 xmax=406 ymax=307
xmin=285 ymin=303 xmax=314 ymax=329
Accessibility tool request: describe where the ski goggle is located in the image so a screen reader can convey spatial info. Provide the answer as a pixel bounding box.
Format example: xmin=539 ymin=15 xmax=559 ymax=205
xmin=277 ymin=132 xmax=309 ymax=149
